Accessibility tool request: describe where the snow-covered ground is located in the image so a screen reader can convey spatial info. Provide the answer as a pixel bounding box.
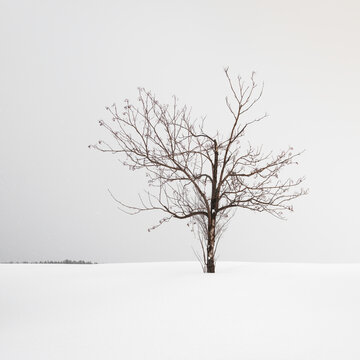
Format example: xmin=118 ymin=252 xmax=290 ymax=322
xmin=1 ymin=262 xmax=359 ymax=359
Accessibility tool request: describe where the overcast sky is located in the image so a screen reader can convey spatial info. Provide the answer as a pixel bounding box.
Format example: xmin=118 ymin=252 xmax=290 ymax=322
xmin=1 ymin=0 xmax=360 ymax=263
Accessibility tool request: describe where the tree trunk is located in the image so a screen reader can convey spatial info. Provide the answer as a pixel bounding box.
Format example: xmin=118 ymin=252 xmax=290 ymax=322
xmin=206 ymin=218 xmax=216 ymax=273
xmin=206 ymin=139 xmax=218 ymax=273
xmin=207 ymin=257 xmax=215 ymax=273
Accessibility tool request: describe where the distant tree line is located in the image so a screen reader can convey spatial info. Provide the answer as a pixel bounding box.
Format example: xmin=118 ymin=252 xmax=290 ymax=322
xmin=3 ymin=260 xmax=97 ymax=264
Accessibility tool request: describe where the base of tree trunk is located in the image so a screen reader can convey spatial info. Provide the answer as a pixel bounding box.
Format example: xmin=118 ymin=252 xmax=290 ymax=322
xmin=206 ymin=260 xmax=215 ymax=273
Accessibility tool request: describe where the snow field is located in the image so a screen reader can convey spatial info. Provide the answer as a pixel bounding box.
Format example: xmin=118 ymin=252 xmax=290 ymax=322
xmin=1 ymin=262 xmax=360 ymax=360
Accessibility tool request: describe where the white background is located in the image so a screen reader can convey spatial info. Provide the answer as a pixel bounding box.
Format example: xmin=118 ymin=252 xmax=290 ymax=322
xmin=1 ymin=0 xmax=359 ymax=263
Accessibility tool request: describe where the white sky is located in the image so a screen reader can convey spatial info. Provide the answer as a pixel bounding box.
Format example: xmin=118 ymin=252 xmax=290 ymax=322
xmin=1 ymin=0 xmax=360 ymax=263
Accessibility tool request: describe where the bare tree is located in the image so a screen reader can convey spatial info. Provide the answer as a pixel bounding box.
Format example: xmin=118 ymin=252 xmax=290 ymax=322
xmin=90 ymin=68 xmax=307 ymax=273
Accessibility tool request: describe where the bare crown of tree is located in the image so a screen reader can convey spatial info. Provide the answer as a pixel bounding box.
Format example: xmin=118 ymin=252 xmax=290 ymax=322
xmin=90 ymin=68 xmax=307 ymax=273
